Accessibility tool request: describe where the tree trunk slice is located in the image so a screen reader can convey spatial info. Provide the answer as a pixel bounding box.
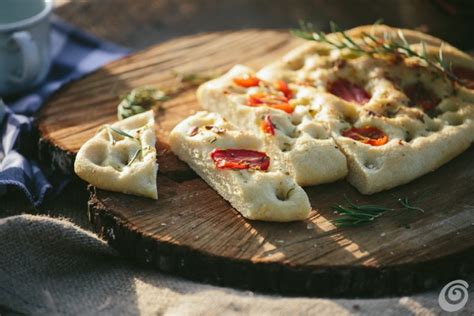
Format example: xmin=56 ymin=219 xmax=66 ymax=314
xmin=37 ymin=30 xmax=474 ymax=297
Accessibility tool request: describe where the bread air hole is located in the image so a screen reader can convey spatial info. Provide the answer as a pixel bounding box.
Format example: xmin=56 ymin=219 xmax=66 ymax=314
xmin=404 ymin=132 xmax=414 ymax=143
xmin=291 ymin=115 xmax=303 ymax=125
xmin=300 ymin=123 xmax=329 ymax=140
xmin=88 ymin=146 xmax=107 ymax=166
xmin=280 ymin=126 xmax=300 ymax=139
xmin=363 ymin=158 xmax=381 ymax=171
xmin=343 ymin=114 xmax=358 ymax=125
xmin=275 ymin=184 xmax=296 ymax=201
xmin=426 ymin=121 xmax=442 ymax=132
xmin=443 ymin=113 xmax=464 ymax=126
xmin=279 ymin=141 xmax=293 ymax=152
xmin=438 ymin=102 xmax=460 ymax=113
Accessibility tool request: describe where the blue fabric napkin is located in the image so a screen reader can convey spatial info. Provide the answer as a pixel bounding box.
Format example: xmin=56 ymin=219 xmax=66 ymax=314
xmin=0 ymin=16 xmax=130 ymax=207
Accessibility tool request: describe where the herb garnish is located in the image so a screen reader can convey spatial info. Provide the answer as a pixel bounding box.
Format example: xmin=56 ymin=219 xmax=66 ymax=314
xmin=100 ymin=125 xmax=136 ymax=145
xmin=109 ymin=126 xmax=134 ymax=139
xmin=331 ymin=194 xmax=424 ymax=227
xmin=117 ymin=71 xmax=221 ymax=120
xmin=117 ymin=87 xmax=170 ymax=120
xmin=285 ymin=187 xmax=295 ymax=200
xmin=127 ymin=148 xmax=142 ymax=166
xmin=291 ymin=21 xmax=465 ymax=84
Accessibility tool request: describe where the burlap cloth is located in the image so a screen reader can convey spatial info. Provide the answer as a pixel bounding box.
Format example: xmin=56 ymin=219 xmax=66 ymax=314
xmin=0 ymin=214 xmax=473 ymax=315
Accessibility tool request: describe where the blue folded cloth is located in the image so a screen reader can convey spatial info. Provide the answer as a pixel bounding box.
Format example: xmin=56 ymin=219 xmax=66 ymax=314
xmin=0 ymin=16 xmax=130 ymax=207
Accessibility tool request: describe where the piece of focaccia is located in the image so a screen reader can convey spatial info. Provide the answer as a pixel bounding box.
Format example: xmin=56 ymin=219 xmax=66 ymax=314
xmin=197 ymin=65 xmax=348 ymax=187
xmin=74 ymin=110 xmax=158 ymax=199
xmin=169 ymin=111 xmax=311 ymax=222
xmin=255 ymin=24 xmax=474 ymax=194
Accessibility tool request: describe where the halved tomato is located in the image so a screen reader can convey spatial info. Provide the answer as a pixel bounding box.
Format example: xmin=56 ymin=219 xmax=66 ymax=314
xmin=247 ymin=93 xmax=294 ymax=113
xmin=342 ymin=126 xmax=388 ymax=146
xmin=275 ymin=80 xmax=293 ymax=99
xmin=452 ymin=66 xmax=474 ymax=89
xmin=210 ymin=149 xmax=270 ymax=170
xmin=403 ymin=83 xmax=440 ymax=111
xmin=328 ymin=78 xmax=371 ymax=105
xmin=233 ymin=76 xmax=260 ymax=88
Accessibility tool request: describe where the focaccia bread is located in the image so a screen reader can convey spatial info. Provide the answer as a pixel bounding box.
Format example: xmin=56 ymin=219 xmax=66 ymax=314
xmin=197 ymin=65 xmax=348 ymax=186
xmin=74 ymin=110 xmax=158 ymax=199
xmin=169 ymin=111 xmax=311 ymax=222
xmin=256 ymin=25 xmax=474 ymax=194
xmin=197 ymin=24 xmax=474 ymax=194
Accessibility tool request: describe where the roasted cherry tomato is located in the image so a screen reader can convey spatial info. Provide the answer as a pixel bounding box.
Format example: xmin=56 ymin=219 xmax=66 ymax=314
xmin=275 ymin=80 xmax=293 ymax=99
xmin=233 ymin=76 xmax=260 ymax=88
xmin=261 ymin=115 xmax=275 ymax=136
xmin=452 ymin=66 xmax=474 ymax=89
xmin=210 ymin=149 xmax=270 ymax=170
xmin=247 ymin=93 xmax=294 ymax=113
xmin=403 ymin=82 xmax=440 ymax=111
xmin=342 ymin=126 xmax=388 ymax=146
xmin=328 ymin=78 xmax=371 ymax=105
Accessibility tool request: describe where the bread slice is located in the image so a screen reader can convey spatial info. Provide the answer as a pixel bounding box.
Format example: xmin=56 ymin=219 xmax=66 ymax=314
xmin=197 ymin=64 xmax=348 ymax=186
xmin=169 ymin=111 xmax=311 ymax=222
xmin=255 ymin=24 xmax=474 ymax=194
xmin=74 ymin=110 xmax=158 ymax=199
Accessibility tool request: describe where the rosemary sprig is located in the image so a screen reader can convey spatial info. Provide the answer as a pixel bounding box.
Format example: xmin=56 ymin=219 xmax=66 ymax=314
xmin=331 ymin=194 xmax=424 ymax=228
xmin=291 ymin=21 xmax=464 ymax=84
xmin=127 ymin=148 xmax=142 ymax=166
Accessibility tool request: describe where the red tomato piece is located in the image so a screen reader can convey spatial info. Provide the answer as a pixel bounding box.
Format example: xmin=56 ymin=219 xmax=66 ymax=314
xmin=269 ymin=102 xmax=294 ymax=113
xmin=210 ymin=149 xmax=270 ymax=171
xmin=275 ymin=80 xmax=293 ymax=99
xmin=403 ymin=83 xmax=440 ymax=111
xmin=247 ymin=93 xmax=266 ymax=106
xmin=247 ymin=93 xmax=294 ymax=113
xmin=261 ymin=115 xmax=275 ymax=135
xmin=233 ymin=76 xmax=260 ymax=88
xmin=328 ymin=78 xmax=371 ymax=105
xmin=452 ymin=66 xmax=474 ymax=89
xmin=342 ymin=126 xmax=388 ymax=146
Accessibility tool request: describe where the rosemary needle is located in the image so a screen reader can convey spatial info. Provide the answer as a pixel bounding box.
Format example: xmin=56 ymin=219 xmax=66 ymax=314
xmin=127 ymin=148 xmax=142 ymax=166
xmin=109 ymin=126 xmax=134 ymax=139
xmin=397 ymin=197 xmax=425 ymax=213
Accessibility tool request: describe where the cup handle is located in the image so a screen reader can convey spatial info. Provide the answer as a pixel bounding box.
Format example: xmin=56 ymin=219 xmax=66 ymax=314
xmin=8 ymin=31 xmax=41 ymax=84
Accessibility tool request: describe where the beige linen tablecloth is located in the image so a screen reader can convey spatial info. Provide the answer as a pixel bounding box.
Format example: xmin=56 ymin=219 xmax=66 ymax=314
xmin=1 ymin=214 xmax=473 ymax=315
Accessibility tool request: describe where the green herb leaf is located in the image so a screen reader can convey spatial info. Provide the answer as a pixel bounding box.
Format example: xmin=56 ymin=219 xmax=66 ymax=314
xmin=109 ymin=126 xmax=134 ymax=139
xmin=127 ymin=148 xmax=142 ymax=166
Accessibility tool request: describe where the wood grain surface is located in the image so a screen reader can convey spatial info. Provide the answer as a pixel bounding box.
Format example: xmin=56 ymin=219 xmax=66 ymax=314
xmin=37 ymin=30 xmax=474 ymax=297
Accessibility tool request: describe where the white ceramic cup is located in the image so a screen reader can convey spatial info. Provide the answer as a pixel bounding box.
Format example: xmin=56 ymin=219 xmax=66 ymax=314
xmin=0 ymin=0 xmax=53 ymax=96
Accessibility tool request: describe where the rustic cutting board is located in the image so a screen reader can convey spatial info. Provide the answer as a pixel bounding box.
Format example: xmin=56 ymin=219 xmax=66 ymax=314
xmin=37 ymin=30 xmax=474 ymax=297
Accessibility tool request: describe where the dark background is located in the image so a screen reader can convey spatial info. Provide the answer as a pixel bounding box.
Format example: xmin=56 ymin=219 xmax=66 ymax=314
xmin=55 ymin=0 xmax=474 ymax=50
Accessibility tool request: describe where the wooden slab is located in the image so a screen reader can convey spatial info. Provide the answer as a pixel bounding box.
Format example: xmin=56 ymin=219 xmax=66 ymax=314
xmin=37 ymin=30 xmax=474 ymax=297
